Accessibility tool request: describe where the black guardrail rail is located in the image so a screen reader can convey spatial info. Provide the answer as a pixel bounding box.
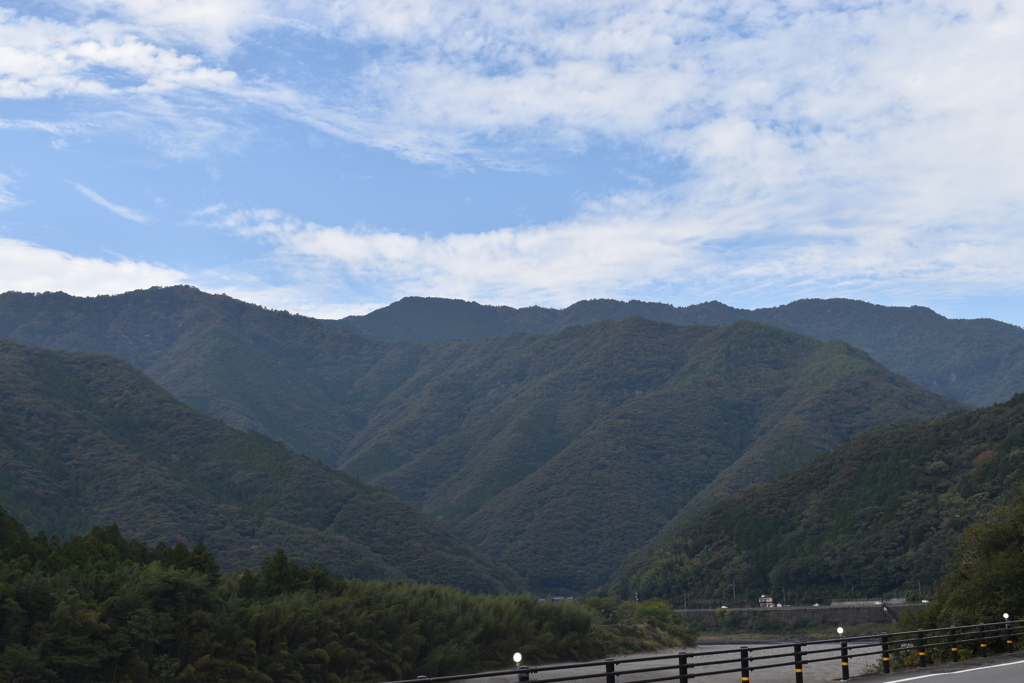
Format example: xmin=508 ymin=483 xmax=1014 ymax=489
xmin=386 ymin=617 xmax=1024 ymax=683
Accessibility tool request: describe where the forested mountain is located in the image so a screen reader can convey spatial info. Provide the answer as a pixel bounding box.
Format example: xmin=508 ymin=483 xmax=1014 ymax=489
xmin=329 ymin=297 xmax=1024 ymax=406
xmin=0 ymin=338 xmax=517 ymax=593
xmin=0 ymin=287 xmax=390 ymax=465
xmin=0 ymin=288 xmax=963 ymax=593
xmin=616 ymin=393 xmax=1024 ymax=606
xmin=434 ymin=320 xmax=960 ymax=593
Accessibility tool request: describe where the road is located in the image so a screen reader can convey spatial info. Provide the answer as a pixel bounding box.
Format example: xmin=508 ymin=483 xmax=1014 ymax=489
xmin=852 ymin=654 xmax=1024 ymax=683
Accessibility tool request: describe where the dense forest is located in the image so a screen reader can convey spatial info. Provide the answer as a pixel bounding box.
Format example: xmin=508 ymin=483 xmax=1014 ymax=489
xmin=902 ymin=493 xmax=1024 ymax=629
xmin=330 ymin=295 xmax=1024 ymax=407
xmin=450 ymin=320 xmax=958 ymax=593
xmin=0 ymin=507 xmax=694 ymax=682
xmin=0 ymin=338 xmax=515 ymax=593
xmin=0 ymin=289 xmax=962 ymax=593
xmin=616 ymin=392 xmax=1024 ymax=605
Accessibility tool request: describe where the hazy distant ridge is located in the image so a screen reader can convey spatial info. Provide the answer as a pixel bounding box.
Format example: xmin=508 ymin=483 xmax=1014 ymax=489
xmin=329 ymin=297 xmax=1024 ymax=406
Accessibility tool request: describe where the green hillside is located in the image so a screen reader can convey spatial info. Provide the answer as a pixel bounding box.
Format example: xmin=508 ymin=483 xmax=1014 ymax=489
xmin=617 ymin=393 xmax=1024 ymax=605
xmin=0 ymin=287 xmax=396 ymax=465
xmin=330 ymin=296 xmax=1024 ymax=406
xmin=0 ymin=338 xmax=517 ymax=593
xmin=904 ymin=492 xmax=1024 ymax=629
xmin=443 ymin=321 xmax=960 ymax=593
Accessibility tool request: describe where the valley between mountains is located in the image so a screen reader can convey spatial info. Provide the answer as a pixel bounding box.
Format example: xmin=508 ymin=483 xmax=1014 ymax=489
xmin=2 ymin=286 xmax=1018 ymax=598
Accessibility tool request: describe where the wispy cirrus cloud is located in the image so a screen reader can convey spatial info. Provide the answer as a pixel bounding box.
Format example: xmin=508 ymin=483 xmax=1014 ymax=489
xmin=0 ymin=118 xmax=76 ymax=134
xmin=212 ymin=188 xmax=1024 ymax=310
xmin=73 ymin=183 xmax=148 ymax=223
xmin=0 ymin=174 xmax=22 ymax=210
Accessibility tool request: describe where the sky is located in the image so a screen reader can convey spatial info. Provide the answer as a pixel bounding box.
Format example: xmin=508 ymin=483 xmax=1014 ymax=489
xmin=1 ymin=1 xmax=1023 ymax=325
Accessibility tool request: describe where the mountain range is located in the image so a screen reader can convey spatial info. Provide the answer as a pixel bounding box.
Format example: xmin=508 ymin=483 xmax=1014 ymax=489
xmin=329 ymin=296 xmax=1024 ymax=407
xmin=0 ymin=287 xmax=969 ymax=593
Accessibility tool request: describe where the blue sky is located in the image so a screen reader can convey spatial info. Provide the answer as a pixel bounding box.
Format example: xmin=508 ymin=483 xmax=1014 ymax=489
xmin=1 ymin=1 xmax=1023 ymax=325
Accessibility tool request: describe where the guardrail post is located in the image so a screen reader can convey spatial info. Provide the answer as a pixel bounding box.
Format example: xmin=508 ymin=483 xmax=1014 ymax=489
xmin=949 ymin=626 xmax=958 ymax=662
xmin=793 ymin=643 xmax=803 ymax=683
xmin=841 ymin=638 xmax=849 ymax=680
xmin=740 ymin=646 xmax=750 ymax=683
xmin=677 ymin=653 xmax=688 ymax=683
xmin=605 ymin=659 xmax=615 ymax=683
xmin=1006 ymin=617 xmax=1014 ymax=653
xmin=917 ymin=630 xmax=927 ymax=668
xmin=980 ymin=625 xmax=988 ymax=658
xmin=518 ymin=668 xmax=529 ymax=683
xmin=880 ymin=635 xmax=890 ymax=674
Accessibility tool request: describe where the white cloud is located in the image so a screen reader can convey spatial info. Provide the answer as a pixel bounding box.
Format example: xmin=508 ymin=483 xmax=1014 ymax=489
xmin=0 ymin=9 xmax=240 ymax=99
xmin=73 ymin=183 xmax=148 ymax=223
xmin=210 ymin=283 xmax=389 ymax=319
xmin=0 ymin=238 xmax=185 ymax=295
xmin=62 ymin=0 xmax=283 ymax=54
xmin=7 ymin=1 xmax=1024 ymax=173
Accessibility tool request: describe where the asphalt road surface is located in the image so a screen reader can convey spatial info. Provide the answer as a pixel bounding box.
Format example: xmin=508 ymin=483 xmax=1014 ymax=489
xmin=852 ymin=654 xmax=1024 ymax=683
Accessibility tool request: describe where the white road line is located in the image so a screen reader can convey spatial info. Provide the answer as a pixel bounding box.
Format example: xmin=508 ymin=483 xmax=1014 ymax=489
xmin=883 ymin=659 xmax=1024 ymax=681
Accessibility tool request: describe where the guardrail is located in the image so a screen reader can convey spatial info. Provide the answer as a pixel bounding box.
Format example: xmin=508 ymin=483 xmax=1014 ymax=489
xmin=388 ymin=617 xmax=1024 ymax=683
